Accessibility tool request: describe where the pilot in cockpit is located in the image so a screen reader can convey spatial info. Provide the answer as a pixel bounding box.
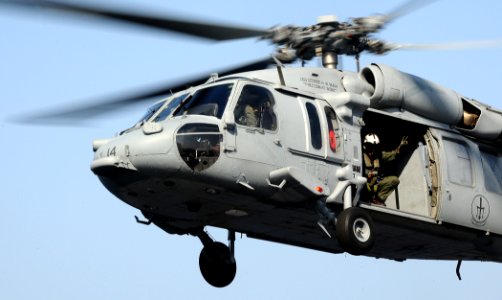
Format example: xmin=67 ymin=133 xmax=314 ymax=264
xmin=235 ymin=86 xmax=277 ymax=130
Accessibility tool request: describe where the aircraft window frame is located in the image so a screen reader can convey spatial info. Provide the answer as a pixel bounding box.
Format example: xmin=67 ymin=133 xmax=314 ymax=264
xmin=324 ymin=106 xmax=341 ymax=153
xmin=152 ymin=93 xmax=188 ymax=123
xmin=479 ymin=149 xmax=502 ymax=194
xmin=443 ymin=138 xmax=474 ymax=187
xmin=173 ymin=83 xmax=234 ymax=119
xmin=233 ymin=84 xmax=278 ymax=131
xmin=305 ymin=102 xmax=322 ymax=150
xmin=137 ymin=101 xmax=165 ymax=125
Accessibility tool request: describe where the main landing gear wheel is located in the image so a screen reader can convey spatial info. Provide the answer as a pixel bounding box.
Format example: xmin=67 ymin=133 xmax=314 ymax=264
xmin=199 ymin=241 xmax=237 ymax=288
xmin=335 ymin=207 xmax=375 ymax=255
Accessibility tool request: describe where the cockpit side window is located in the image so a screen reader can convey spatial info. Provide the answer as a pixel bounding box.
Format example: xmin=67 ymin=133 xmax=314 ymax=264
xmin=234 ymin=85 xmax=277 ymax=131
xmin=174 ymin=83 xmax=233 ymax=119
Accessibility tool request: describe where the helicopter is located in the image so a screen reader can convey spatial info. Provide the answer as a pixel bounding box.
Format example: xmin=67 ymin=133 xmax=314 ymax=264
xmin=2 ymin=0 xmax=502 ymax=289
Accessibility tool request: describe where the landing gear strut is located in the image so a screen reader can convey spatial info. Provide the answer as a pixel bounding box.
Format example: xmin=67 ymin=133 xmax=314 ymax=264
xmin=197 ymin=230 xmax=237 ymax=288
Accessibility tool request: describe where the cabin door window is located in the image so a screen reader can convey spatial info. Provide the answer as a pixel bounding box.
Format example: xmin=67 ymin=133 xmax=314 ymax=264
xmin=305 ymin=102 xmax=323 ymax=151
xmin=324 ymin=106 xmax=344 ymax=162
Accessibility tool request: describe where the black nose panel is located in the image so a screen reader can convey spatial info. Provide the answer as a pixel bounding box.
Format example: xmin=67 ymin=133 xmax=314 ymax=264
xmin=176 ymin=123 xmax=222 ymax=171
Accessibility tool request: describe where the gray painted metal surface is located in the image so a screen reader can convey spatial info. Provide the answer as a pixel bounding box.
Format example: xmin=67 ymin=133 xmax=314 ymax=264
xmin=91 ymin=63 xmax=502 ymax=266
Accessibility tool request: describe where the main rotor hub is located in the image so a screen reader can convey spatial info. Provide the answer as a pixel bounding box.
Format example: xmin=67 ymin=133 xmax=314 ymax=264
xmin=317 ymin=15 xmax=339 ymax=25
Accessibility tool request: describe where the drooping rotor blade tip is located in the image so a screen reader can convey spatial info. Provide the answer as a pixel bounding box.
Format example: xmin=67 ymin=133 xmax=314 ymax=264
xmin=9 ymin=57 xmax=274 ymax=125
xmin=389 ymin=39 xmax=502 ymax=51
xmin=0 ymin=0 xmax=268 ymax=41
xmin=385 ymin=0 xmax=438 ymax=23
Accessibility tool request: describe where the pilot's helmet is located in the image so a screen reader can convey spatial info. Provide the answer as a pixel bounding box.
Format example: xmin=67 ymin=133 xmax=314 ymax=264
xmin=364 ymin=133 xmax=380 ymax=149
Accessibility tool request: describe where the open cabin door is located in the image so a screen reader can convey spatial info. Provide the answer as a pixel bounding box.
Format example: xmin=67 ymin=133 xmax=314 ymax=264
xmin=384 ymin=129 xmax=441 ymax=218
xmin=361 ymin=111 xmax=441 ymax=218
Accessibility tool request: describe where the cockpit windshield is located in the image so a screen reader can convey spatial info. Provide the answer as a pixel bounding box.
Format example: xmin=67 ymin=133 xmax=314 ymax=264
xmin=137 ymin=100 xmax=165 ymax=125
xmin=122 ymin=83 xmax=234 ymax=134
xmin=153 ymin=93 xmax=188 ymax=123
xmin=173 ymin=83 xmax=233 ymax=119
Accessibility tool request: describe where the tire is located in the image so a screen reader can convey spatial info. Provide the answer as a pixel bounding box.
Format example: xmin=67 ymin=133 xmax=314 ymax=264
xmin=199 ymin=242 xmax=237 ymax=288
xmin=335 ymin=207 xmax=375 ymax=255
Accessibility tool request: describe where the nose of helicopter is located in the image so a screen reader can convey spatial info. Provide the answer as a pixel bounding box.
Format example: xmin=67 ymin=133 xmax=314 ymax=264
xmin=89 ymin=120 xmax=225 ymax=210
xmin=91 ymin=124 xmax=180 ymax=178
xmin=90 ymin=120 xmax=223 ymax=181
xmin=89 ymin=124 xmax=183 ymax=206
xmin=90 ymin=138 xmax=136 ymax=178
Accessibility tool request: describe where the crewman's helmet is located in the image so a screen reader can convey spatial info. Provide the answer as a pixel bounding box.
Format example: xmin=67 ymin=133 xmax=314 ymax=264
xmin=364 ymin=133 xmax=380 ymax=145
xmin=363 ymin=133 xmax=380 ymax=150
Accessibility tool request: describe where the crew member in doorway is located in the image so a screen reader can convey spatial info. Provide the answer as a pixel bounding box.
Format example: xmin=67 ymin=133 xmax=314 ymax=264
xmin=363 ymin=133 xmax=408 ymax=206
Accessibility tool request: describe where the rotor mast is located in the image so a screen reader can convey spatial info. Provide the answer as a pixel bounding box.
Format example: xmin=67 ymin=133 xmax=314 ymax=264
xmin=317 ymin=15 xmax=340 ymax=70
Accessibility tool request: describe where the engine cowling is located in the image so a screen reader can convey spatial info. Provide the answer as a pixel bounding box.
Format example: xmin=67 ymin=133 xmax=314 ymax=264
xmin=358 ymin=63 xmax=502 ymax=142
xmin=360 ymin=63 xmax=463 ymax=125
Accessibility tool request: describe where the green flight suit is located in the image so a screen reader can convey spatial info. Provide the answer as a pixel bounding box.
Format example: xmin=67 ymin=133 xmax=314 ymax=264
xmin=364 ymin=149 xmax=400 ymax=202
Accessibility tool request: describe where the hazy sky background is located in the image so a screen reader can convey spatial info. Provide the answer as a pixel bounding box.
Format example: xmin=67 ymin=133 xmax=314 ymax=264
xmin=1 ymin=0 xmax=502 ymax=299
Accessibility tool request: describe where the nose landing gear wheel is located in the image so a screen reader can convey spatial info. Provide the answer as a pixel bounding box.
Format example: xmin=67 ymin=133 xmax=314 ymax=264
xmin=199 ymin=242 xmax=237 ymax=288
xmin=335 ymin=207 xmax=375 ymax=255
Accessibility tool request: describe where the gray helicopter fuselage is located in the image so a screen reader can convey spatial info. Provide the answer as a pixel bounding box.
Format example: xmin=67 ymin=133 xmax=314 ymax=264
xmin=91 ymin=64 xmax=502 ymax=262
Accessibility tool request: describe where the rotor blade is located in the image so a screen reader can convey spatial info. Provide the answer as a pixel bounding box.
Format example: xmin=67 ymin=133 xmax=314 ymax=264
xmin=12 ymin=57 xmax=274 ymax=124
xmin=385 ymin=0 xmax=438 ymax=23
xmin=387 ymin=39 xmax=502 ymax=51
xmin=350 ymin=0 xmax=436 ymax=36
xmin=0 ymin=0 xmax=267 ymax=41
